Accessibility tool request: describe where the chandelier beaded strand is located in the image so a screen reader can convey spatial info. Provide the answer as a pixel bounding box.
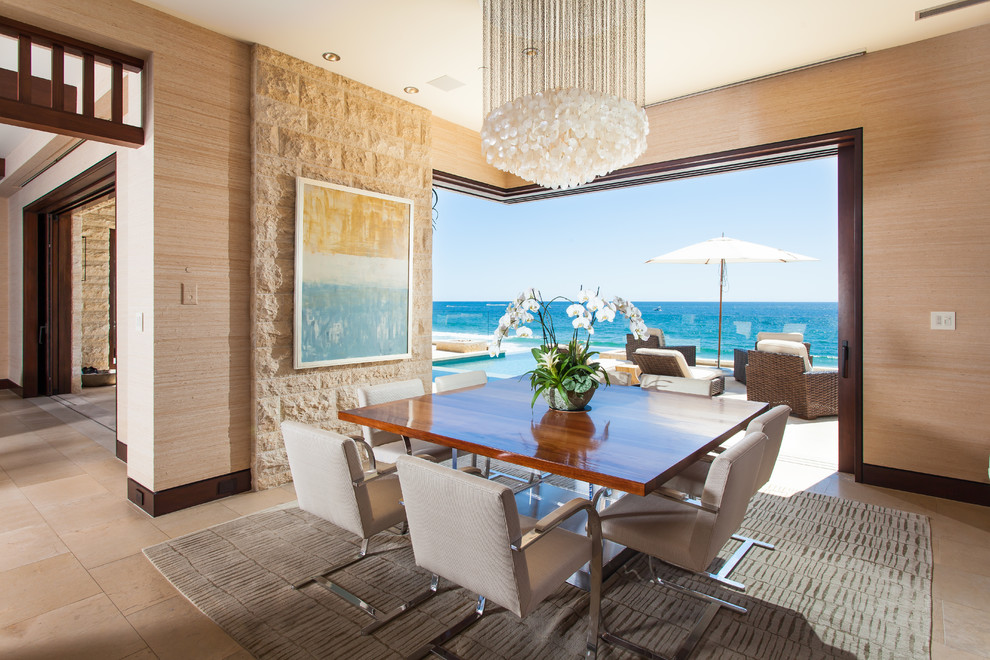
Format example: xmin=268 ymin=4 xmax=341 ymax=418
xmin=481 ymin=0 xmax=649 ymax=190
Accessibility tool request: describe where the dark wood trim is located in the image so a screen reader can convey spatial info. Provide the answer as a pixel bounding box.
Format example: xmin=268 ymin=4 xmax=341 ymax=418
xmin=0 ymin=98 xmax=144 ymax=147
xmin=127 ymin=470 xmax=253 ymax=517
xmin=0 ymin=16 xmax=144 ymax=70
xmin=0 ymin=157 xmax=4 ymax=178
xmin=0 ymin=17 xmax=144 ymax=147
xmin=837 ymin=133 xmax=864 ymax=477
xmin=52 ymin=210 xmax=73 ymax=393
xmin=22 ymin=155 xmax=116 ymax=398
xmin=109 ymin=226 xmax=117 ymax=371
xmin=434 ymin=129 xmax=857 ymax=204
xmin=0 ymin=69 xmax=76 ymax=112
xmin=0 ymin=378 xmax=20 ymax=391
xmin=862 ymin=464 xmax=990 ymax=507
xmin=115 ymin=440 xmax=127 ymax=462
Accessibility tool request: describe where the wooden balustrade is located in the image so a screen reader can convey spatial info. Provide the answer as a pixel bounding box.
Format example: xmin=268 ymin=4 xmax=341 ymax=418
xmin=0 ymin=16 xmax=144 ymax=147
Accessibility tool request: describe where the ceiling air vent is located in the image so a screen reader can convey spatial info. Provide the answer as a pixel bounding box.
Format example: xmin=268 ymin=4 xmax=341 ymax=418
xmin=427 ymin=75 xmax=465 ymax=92
xmin=916 ymin=0 xmax=990 ymax=20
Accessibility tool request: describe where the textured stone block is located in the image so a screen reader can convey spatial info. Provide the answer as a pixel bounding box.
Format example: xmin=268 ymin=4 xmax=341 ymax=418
xmin=307 ymin=114 xmax=368 ymax=149
xmin=255 ymin=123 xmax=279 ymax=155
xmin=253 ymin=96 xmax=308 ymax=133
xmin=299 ymin=78 xmax=345 ymax=117
xmin=342 ymin=145 xmax=375 ymax=176
xmin=256 ymin=396 xmax=281 ymax=434
xmin=256 ymin=60 xmax=300 ymax=104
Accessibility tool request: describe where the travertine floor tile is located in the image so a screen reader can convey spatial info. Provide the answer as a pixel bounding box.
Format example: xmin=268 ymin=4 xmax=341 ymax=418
xmin=0 ymin=523 xmax=69 ymax=572
xmin=90 ymin=553 xmax=179 ymax=616
xmin=20 ymin=473 xmax=110 ymax=508
xmin=934 ymin=537 xmax=990 ymax=577
xmin=0 ymin=593 xmax=148 ymax=660
xmin=0 ymin=553 xmax=101 ymax=628
xmin=4 ymin=457 xmax=86 ymax=488
xmin=36 ymin=491 xmax=149 ymax=535
xmin=150 ymin=500 xmax=242 ymax=538
xmin=932 ymin=564 xmax=990 ymax=610
xmin=126 ymin=595 xmax=244 ymax=660
xmin=58 ymin=517 xmax=169 ymax=569
xmin=931 ymin=640 xmax=985 ymax=660
xmin=222 ymin=484 xmax=297 ymax=515
xmin=941 ymin=600 xmax=990 ymax=658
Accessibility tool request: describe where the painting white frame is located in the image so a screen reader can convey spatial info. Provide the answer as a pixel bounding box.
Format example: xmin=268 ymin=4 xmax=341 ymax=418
xmin=293 ymin=177 xmax=414 ymax=369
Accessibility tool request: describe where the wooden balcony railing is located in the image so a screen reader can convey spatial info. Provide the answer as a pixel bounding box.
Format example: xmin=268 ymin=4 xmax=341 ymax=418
xmin=0 ymin=16 xmax=144 ymax=147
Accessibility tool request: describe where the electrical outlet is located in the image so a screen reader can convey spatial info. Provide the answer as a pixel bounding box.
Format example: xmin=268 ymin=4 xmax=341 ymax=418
xmin=135 ymin=312 xmax=144 ymax=332
xmin=182 ymin=283 xmax=198 ymax=305
xmin=930 ymin=311 xmax=955 ymax=330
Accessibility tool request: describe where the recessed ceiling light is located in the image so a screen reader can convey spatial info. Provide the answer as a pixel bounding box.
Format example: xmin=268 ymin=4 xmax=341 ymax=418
xmin=321 ymin=52 xmax=340 ymax=62
xmin=403 ymin=86 xmax=420 ymax=94
xmin=522 ymin=47 xmax=540 ymax=57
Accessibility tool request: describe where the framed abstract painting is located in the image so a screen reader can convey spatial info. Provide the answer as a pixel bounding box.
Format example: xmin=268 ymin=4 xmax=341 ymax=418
xmin=293 ymin=178 xmax=413 ymax=368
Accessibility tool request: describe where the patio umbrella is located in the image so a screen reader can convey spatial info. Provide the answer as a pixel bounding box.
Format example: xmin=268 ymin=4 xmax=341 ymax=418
xmin=646 ymin=236 xmax=817 ymax=368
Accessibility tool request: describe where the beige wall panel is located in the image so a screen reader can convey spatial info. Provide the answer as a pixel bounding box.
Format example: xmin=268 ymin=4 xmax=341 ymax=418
xmin=431 ymin=117 xmax=528 ymax=188
xmin=0 ymin=201 xmax=7 ymax=382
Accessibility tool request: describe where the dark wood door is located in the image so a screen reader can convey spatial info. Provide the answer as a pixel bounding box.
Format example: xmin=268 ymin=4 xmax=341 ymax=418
xmin=40 ymin=211 xmax=73 ymax=396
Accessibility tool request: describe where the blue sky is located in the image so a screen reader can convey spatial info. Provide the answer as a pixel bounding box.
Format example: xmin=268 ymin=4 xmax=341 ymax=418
xmin=432 ymin=157 xmax=838 ymax=302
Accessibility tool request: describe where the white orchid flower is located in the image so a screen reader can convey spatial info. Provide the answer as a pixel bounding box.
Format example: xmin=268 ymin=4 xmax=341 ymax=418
xmin=595 ymin=306 xmax=616 ymax=322
xmin=515 ymin=326 xmax=533 ymax=338
xmin=523 ymin=287 xmax=537 ymax=300
xmin=521 ymin=298 xmax=540 ymax=312
xmin=488 ymin=341 xmax=501 ymax=357
xmin=577 ymin=288 xmax=592 ymax=303
xmin=566 ymin=303 xmax=587 ymax=318
xmin=572 ymin=316 xmax=594 ymax=333
xmin=519 ymin=311 xmax=535 ymax=324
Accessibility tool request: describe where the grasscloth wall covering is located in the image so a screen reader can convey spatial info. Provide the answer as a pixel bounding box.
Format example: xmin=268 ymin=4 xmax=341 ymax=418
xmin=251 ymin=45 xmax=433 ymax=489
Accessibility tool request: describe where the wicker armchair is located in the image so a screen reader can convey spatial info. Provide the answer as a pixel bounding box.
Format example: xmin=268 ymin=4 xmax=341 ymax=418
xmin=745 ymin=350 xmax=838 ymax=419
xmin=625 ymin=332 xmax=697 ymax=366
xmin=633 ymin=348 xmax=725 ymax=396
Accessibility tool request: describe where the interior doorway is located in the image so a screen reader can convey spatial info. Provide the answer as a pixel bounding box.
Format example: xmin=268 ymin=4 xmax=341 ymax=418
xmin=22 ymin=155 xmax=115 ymax=400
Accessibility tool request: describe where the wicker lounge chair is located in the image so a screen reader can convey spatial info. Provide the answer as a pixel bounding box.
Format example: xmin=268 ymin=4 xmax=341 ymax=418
xmin=734 ymin=332 xmax=812 ymax=384
xmin=625 ymin=328 xmax=697 ymax=365
xmin=633 ymin=348 xmax=724 ymax=396
xmin=745 ymin=348 xmax=838 ymax=419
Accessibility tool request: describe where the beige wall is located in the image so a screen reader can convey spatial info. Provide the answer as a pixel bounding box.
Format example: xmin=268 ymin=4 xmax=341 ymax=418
xmin=433 ymin=24 xmax=990 ymax=485
xmin=0 ymin=199 xmax=7 ymax=382
xmin=4 ymin=0 xmax=252 ymax=493
xmin=251 ymin=46 xmax=433 ymax=489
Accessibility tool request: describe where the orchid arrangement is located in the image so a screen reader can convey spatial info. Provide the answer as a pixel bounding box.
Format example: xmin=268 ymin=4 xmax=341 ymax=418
xmin=489 ymin=288 xmax=649 ymax=407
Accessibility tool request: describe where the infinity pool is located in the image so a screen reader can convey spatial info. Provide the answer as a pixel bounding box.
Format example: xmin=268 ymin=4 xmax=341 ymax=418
xmin=431 ymin=350 xmax=536 ymax=381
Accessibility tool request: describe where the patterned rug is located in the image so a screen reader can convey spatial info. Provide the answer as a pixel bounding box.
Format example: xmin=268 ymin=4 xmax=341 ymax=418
xmin=144 ymin=489 xmax=931 ymax=659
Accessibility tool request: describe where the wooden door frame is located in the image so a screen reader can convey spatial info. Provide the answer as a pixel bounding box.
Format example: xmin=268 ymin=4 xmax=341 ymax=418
xmin=434 ymin=128 xmax=864 ymax=477
xmin=22 ymin=154 xmax=116 ymax=398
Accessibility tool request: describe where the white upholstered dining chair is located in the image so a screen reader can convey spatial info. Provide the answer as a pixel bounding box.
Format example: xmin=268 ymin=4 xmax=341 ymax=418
xmin=395 ymin=455 xmax=603 ymax=658
xmin=281 ymin=421 xmax=438 ymax=633
xmin=597 ymin=430 xmax=771 ymax=659
xmin=434 ymin=369 xmax=487 ymax=393
xmin=356 ymin=379 xmax=452 ymax=464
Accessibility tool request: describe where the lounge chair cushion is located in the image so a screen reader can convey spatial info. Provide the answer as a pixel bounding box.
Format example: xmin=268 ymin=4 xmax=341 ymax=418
xmin=756 ymin=331 xmax=803 ymax=344
xmin=756 ymin=339 xmax=813 ymax=372
xmin=647 ymin=327 xmax=665 ymax=344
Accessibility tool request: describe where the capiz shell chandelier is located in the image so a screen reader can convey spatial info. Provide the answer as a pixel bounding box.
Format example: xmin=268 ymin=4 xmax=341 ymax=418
xmin=481 ymin=0 xmax=649 ymax=190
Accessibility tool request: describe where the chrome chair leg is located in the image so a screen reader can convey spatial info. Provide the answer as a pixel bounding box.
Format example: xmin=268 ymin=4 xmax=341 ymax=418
xmin=404 ymin=595 xmax=486 ymax=660
xmin=293 ymin=538 xmax=436 ymax=632
xmin=362 ymin=574 xmax=440 ymax=635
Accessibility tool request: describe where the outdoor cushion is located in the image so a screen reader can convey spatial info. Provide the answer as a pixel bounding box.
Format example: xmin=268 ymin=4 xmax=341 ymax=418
xmin=756 ymin=331 xmax=803 ymax=343
xmin=756 ymin=339 xmax=813 ymax=372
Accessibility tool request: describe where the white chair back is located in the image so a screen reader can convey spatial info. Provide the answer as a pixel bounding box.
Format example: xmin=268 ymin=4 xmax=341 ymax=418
xmin=395 ymin=455 xmax=531 ymax=617
xmin=281 ymin=421 xmax=367 ymax=538
xmin=700 ymin=431 xmax=768 ymax=561
xmin=434 ymin=370 xmax=487 ymax=393
xmin=756 ymin=331 xmax=803 ymax=343
xmin=356 ymin=379 xmax=425 ymax=447
xmin=746 ymin=405 xmax=790 ymax=491
xmin=756 ymin=339 xmax=813 ymax=372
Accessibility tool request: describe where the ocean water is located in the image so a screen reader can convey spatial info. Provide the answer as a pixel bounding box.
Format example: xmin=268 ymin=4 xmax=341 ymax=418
xmin=433 ymin=301 xmax=838 ymax=374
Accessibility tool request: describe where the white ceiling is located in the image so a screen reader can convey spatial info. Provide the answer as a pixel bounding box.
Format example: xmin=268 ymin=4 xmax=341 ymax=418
xmin=133 ymin=0 xmax=990 ymax=131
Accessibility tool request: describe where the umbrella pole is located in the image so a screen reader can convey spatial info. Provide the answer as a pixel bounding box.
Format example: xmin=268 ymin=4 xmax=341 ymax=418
xmin=717 ymin=259 xmax=724 ymax=369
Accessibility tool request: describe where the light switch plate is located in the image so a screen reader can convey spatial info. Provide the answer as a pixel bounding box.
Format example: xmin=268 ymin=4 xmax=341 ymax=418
xmin=182 ymin=283 xmax=198 ymax=305
xmin=931 ymin=311 xmax=955 ymax=330
xmin=135 ymin=312 xmax=143 ymax=332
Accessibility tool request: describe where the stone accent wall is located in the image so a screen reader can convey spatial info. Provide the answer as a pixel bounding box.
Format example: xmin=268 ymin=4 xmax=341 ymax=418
xmin=77 ymin=198 xmax=116 ymax=373
xmin=251 ymin=45 xmax=433 ymax=489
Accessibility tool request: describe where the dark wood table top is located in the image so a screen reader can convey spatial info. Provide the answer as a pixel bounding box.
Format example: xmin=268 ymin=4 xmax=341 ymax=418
xmin=338 ymin=379 xmax=769 ymax=496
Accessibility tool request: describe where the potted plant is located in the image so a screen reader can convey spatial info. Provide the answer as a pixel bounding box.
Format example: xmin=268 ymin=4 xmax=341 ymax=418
xmin=489 ymin=288 xmax=648 ymax=410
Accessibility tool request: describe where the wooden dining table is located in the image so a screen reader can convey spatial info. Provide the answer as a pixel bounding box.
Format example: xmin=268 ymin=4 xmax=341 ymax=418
xmin=339 ymin=378 xmax=769 ymax=497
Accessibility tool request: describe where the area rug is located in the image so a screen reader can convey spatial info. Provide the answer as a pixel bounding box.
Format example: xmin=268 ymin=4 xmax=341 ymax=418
xmin=144 ymin=489 xmax=931 ymax=659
